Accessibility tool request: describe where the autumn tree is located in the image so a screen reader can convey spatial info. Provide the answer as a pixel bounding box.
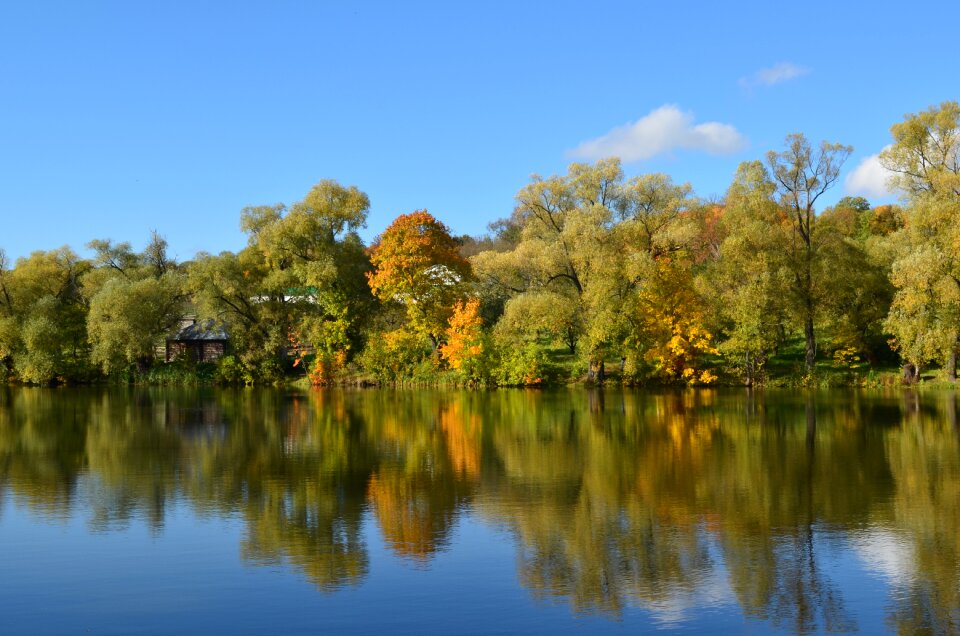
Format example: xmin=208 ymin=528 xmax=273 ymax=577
xmin=614 ymin=174 xmax=709 ymax=383
xmin=366 ymin=210 xmax=471 ymax=346
xmin=471 ymin=160 xmax=622 ymax=379
xmin=880 ymin=100 xmax=960 ymax=198
xmin=472 ymin=159 xmax=706 ymax=383
xmin=439 ymin=298 xmax=487 ymax=385
xmin=766 ymin=133 xmax=852 ymax=373
xmin=880 ymin=101 xmax=960 ymax=378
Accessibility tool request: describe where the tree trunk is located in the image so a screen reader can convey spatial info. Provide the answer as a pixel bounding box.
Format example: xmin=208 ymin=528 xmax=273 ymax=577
xmin=947 ymin=348 xmax=957 ymax=382
xmin=745 ymin=351 xmax=753 ymax=387
xmin=902 ymin=362 xmax=919 ymax=385
xmin=804 ymin=313 xmax=816 ymax=374
xmin=588 ymin=359 xmax=605 ymax=384
xmin=566 ymin=328 xmax=577 ymax=355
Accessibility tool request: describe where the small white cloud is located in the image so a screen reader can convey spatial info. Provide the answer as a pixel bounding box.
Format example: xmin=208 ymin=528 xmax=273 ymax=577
xmin=845 ymin=148 xmax=895 ymax=198
xmin=739 ymin=63 xmax=810 ymax=88
xmin=567 ymin=105 xmax=747 ymax=162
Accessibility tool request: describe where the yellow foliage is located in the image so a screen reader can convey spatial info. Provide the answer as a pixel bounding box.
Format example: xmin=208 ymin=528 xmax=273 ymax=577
xmin=630 ymin=262 xmax=718 ymax=385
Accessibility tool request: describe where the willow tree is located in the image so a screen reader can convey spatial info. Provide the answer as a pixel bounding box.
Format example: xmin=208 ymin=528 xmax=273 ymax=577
xmin=767 ymin=134 xmax=852 ymax=373
xmin=472 ymin=159 xmax=702 ymax=382
xmin=0 ymin=248 xmax=92 ymax=384
xmin=880 ymin=101 xmax=960 ymax=378
xmin=190 ymin=179 xmax=371 ymax=380
xmin=471 ymin=159 xmax=623 ymax=379
xmin=85 ymin=234 xmax=186 ymax=374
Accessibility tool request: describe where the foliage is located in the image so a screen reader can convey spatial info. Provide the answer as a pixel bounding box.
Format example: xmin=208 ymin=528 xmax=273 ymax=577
xmin=190 ymin=179 xmax=372 ymax=380
xmin=766 ymin=133 xmax=852 ymax=373
xmin=492 ymin=341 xmax=556 ymax=387
xmin=358 ymin=329 xmax=434 ymax=384
xmin=2 ymin=103 xmax=960 ymax=386
xmin=881 ymin=102 xmax=960 ymax=376
xmin=366 ymin=211 xmax=471 ymax=344
xmin=439 ymin=298 xmax=489 ymax=385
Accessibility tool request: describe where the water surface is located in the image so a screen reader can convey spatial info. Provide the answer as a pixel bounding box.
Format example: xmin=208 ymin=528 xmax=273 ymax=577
xmin=0 ymin=387 xmax=957 ymax=634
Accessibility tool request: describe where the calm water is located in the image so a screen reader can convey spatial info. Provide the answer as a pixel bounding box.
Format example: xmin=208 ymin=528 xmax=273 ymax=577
xmin=0 ymin=387 xmax=957 ymax=634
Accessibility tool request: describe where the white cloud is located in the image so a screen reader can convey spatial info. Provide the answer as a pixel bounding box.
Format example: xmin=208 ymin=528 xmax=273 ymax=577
xmin=739 ymin=62 xmax=810 ymax=88
xmin=850 ymin=528 xmax=914 ymax=587
xmin=567 ymin=105 xmax=747 ymax=162
xmin=845 ymin=148 xmax=895 ymax=198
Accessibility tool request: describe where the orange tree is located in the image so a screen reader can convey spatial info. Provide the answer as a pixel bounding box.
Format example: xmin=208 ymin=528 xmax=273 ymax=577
xmin=366 ymin=211 xmax=471 ymax=346
xmin=439 ymin=298 xmax=487 ymax=384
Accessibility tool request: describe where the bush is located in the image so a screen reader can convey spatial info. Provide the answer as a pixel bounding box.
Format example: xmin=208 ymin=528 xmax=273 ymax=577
xmin=358 ymin=329 xmax=433 ymax=383
xmin=214 ymin=355 xmax=248 ymax=384
xmin=493 ymin=342 xmax=557 ymax=387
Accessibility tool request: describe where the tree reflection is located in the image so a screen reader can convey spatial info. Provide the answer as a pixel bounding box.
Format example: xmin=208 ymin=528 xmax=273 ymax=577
xmin=884 ymin=392 xmax=960 ymax=635
xmin=364 ymin=393 xmax=478 ymax=562
xmin=0 ymin=387 xmax=958 ymax=631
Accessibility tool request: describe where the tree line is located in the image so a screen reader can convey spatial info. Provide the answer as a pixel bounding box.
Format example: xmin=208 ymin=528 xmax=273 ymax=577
xmin=0 ymin=101 xmax=957 ymax=386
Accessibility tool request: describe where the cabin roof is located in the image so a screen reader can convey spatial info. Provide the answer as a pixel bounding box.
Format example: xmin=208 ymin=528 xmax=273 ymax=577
xmin=170 ymin=319 xmax=228 ymax=342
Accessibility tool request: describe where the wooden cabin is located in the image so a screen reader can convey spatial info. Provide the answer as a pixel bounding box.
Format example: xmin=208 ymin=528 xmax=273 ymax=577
xmin=165 ymin=319 xmax=228 ymax=363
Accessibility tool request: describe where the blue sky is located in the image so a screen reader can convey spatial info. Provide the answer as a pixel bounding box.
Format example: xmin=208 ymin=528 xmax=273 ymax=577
xmin=1 ymin=0 xmax=956 ymax=261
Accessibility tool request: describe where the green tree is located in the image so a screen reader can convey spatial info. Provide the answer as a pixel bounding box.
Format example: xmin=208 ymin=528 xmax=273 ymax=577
xmin=766 ymin=133 xmax=852 ymax=373
xmin=190 ymin=180 xmax=372 ymax=381
xmin=86 ymin=234 xmax=186 ymax=375
xmin=87 ymin=275 xmax=185 ymax=373
xmin=706 ymin=161 xmax=788 ymax=384
xmin=880 ymin=100 xmax=960 ymax=198
xmin=3 ymin=248 xmax=92 ymax=384
xmin=817 ymin=199 xmax=895 ymax=365
xmin=880 ymin=102 xmax=960 ymax=378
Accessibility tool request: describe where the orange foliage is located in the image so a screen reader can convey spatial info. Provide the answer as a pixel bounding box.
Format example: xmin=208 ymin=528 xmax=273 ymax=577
xmin=309 ymin=350 xmax=347 ymax=386
xmin=366 ymin=210 xmax=469 ymax=302
xmin=440 ymin=402 xmax=481 ymax=479
xmin=289 ymin=328 xmax=347 ymax=386
xmin=439 ymin=298 xmax=484 ymax=373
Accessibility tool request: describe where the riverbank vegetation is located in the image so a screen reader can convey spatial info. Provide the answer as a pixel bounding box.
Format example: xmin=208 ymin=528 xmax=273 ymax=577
xmin=1 ymin=102 xmax=957 ymax=387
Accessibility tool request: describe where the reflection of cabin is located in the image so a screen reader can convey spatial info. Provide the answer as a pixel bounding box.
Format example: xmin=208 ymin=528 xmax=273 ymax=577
xmin=165 ymin=319 xmax=228 ymax=363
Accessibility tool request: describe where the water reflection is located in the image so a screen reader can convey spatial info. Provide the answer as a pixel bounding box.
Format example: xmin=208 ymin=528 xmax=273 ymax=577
xmin=0 ymin=387 xmax=958 ymax=633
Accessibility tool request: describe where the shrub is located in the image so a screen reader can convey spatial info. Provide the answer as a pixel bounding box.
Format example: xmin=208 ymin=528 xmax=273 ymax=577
xmin=358 ymin=329 xmax=433 ymax=383
xmin=493 ymin=342 xmax=557 ymax=387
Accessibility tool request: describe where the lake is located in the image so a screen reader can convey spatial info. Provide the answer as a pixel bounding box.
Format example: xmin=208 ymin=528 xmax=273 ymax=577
xmin=0 ymin=387 xmax=957 ymax=634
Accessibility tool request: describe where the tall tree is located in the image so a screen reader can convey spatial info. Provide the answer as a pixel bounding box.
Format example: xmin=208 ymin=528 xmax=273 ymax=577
xmin=706 ymin=161 xmax=788 ymax=385
xmin=880 ymin=100 xmax=960 ymax=198
xmin=85 ymin=234 xmax=186 ymax=374
xmin=767 ymin=134 xmax=852 ymax=373
xmin=880 ymin=102 xmax=960 ymax=378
